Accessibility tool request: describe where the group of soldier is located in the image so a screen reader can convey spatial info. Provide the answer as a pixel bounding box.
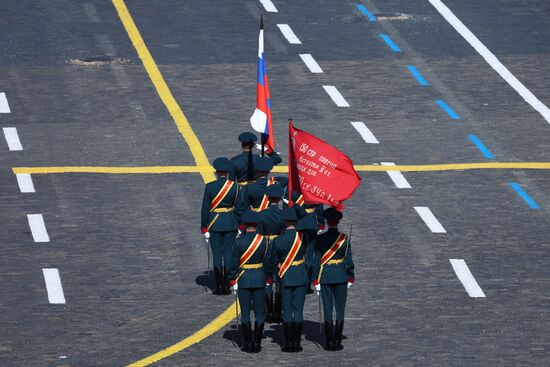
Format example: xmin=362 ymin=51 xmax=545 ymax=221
xmin=200 ymin=132 xmax=355 ymax=353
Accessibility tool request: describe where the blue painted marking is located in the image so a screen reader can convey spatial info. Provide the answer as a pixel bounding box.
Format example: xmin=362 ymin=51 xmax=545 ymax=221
xmin=406 ymin=65 xmax=429 ymax=86
xmin=436 ymin=99 xmax=460 ymax=119
xmin=468 ymin=135 xmax=495 ymax=159
xmin=510 ymin=182 xmax=540 ymax=209
xmin=357 ymin=5 xmax=376 ymax=21
xmin=379 ymin=34 xmax=401 ymax=52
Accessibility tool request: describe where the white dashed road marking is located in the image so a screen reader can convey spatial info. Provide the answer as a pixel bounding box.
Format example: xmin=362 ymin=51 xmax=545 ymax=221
xmin=350 ymin=121 xmax=378 ymax=144
xmin=43 ymin=268 xmax=66 ymax=304
xmin=27 ymin=214 xmax=50 ymax=242
xmin=16 ymin=173 xmax=35 ymax=193
xmin=277 ymin=24 xmax=302 ymax=44
xmin=414 ymin=206 xmax=446 ymax=233
xmin=299 ymin=54 xmax=323 ymax=73
xmin=3 ymin=127 xmax=23 ymax=151
xmin=381 ymin=162 xmax=412 ymax=188
xmin=0 ymin=92 xmax=11 ymax=113
xmin=428 ymin=0 xmax=550 ymax=124
xmin=450 ymin=259 xmax=486 ymax=298
xmin=259 ymin=0 xmax=278 ymax=12
xmin=322 ymin=86 xmax=350 ymax=107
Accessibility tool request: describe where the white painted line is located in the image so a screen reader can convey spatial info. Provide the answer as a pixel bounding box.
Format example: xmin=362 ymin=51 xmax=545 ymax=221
xmin=350 ymin=121 xmax=379 ymax=144
xmin=259 ymin=0 xmax=278 ymax=12
xmin=323 ymin=86 xmax=350 ymax=107
xmin=3 ymin=127 xmax=23 ymax=151
xmin=43 ymin=268 xmax=66 ymax=304
xmin=27 ymin=214 xmax=50 ymax=242
xmin=0 ymin=92 xmax=11 ymax=113
xmin=299 ymin=54 xmax=323 ymax=73
xmin=450 ymin=259 xmax=486 ymax=298
xmin=381 ymin=162 xmax=412 ymax=189
xmin=414 ymin=207 xmax=446 ymax=233
xmin=428 ymin=0 xmax=550 ymax=124
xmin=16 ymin=173 xmax=35 ymax=193
xmin=277 ymin=24 xmax=302 ymax=44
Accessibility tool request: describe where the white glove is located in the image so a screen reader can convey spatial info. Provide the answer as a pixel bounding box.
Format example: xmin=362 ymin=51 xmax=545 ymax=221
xmin=347 ymin=282 xmax=352 ymax=289
xmin=314 ymin=284 xmax=321 ymax=295
xmin=232 ymin=283 xmax=238 ymax=292
xmin=266 ymin=283 xmax=271 ymax=288
xmin=238 ymin=229 xmax=242 ymax=236
xmin=203 ymin=231 xmax=210 ymax=239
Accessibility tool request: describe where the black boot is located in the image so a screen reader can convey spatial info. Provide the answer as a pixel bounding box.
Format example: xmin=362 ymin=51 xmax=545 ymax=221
xmin=281 ymin=323 xmax=292 ymax=352
xmin=265 ymin=293 xmax=274 ymax=323
xmin=274 ymin=288 xmax=283 ymax=323
xmin=222 ymin=267 xmax=231 ymax=295
xmin=306 ymin=267 xmax=314 ymax=294
xmin=334 ymin=320 xmax=344 ymax=350
xmin=294 ymin=322 xmax=303 ymax=352
xmin=324 ymin=321 xmax=335 ymax=351
xmin=290 ymin=322 xmax=296 ymax=352
xmin=213 ymin=267 xmax=222 ymax=295
xmin=253 ymin=321 xmax=264 ymax=353
xmin=240 ymin=322 xmax=253 ymax=353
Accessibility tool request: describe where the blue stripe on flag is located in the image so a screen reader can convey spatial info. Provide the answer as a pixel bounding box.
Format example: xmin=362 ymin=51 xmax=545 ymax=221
xmin=266 ymin=98 xmax=271 ymax=108
xmin=257 ymin=56 xmax=265 ymax=86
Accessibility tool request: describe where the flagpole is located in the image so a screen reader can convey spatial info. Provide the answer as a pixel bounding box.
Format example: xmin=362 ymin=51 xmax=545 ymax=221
xmin=288 ymin=118 xmax=293 ymax=207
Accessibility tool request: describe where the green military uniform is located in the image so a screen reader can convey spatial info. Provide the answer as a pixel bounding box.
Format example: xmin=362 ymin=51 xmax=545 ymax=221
xmin=271 ymin=207 xmax=308 ymax=352
xmin=228 ymin=211 xmax=272 ymax=353
xmin=257 ymin=184 xmax=286 ymax=323
xmin=201 ymin=157 xmax=240 ymax=295
xmin=287 ymin=191 xmax=325 ymax=294
xmin=239 ymin=156 xmax=288 ymax=212
xmin=312 ymin=208 xmax=355 ymax=351
xmin=230 ymin=132 xmax=282 ymax=184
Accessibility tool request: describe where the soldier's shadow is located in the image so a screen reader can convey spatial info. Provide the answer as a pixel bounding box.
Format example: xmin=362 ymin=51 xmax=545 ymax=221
xmin=221 ymin=320 xmax=345 ymax=350
xmin=222 ymin=324 xmax=242 ymax=348
xmin=195 ymin=271 xmax=214 ymax=293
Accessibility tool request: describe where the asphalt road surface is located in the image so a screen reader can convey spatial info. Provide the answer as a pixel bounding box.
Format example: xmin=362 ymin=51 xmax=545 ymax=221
xmin=1 ymin=0 xmax=550 ymax=366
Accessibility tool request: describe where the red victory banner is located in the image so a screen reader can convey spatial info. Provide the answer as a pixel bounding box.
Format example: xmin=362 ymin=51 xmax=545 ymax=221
xmin=288 ymin=120 xmax=361 ymax=211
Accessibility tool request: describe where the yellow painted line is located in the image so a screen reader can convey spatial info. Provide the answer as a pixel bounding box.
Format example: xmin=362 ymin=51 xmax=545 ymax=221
xmin=112 ymin=0 xmax=214 ymax=183
xmin=12 ymin=162 xmax=550 ymax=175
xmin=127 ymin=302 xmax=240 ymax=367
xmin=12 ymin=166 xmax=213 ymax=174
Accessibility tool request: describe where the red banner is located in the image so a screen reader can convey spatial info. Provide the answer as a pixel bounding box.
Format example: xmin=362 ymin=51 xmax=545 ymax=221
xmin=288 ymin=121 xmax=361 ymax=211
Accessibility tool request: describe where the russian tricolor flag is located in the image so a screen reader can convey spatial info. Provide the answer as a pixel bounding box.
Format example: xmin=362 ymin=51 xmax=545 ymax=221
xmin=250 ymin=15 xmax=275 ymax=153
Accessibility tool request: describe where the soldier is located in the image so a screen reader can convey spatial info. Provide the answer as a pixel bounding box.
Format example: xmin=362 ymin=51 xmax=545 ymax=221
xmin=312 ymin=208 xmax=355 ymax=351
xmin=271 ymin=207 xmax=308 ymax=352
xmin=257 ymin=184 xmax=286 ymax=323
xmin=228 ymin=211 xmax=272 ymax=353
xmin=287 ymin=191 xmax=325 ymax=294
xmin=230 ymin=132 xmax=282 ymax=185
xmin=200 ymin=157 xmax=240 ymax=296
xmin=240 ymin=156 xmax=288 ymax=212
